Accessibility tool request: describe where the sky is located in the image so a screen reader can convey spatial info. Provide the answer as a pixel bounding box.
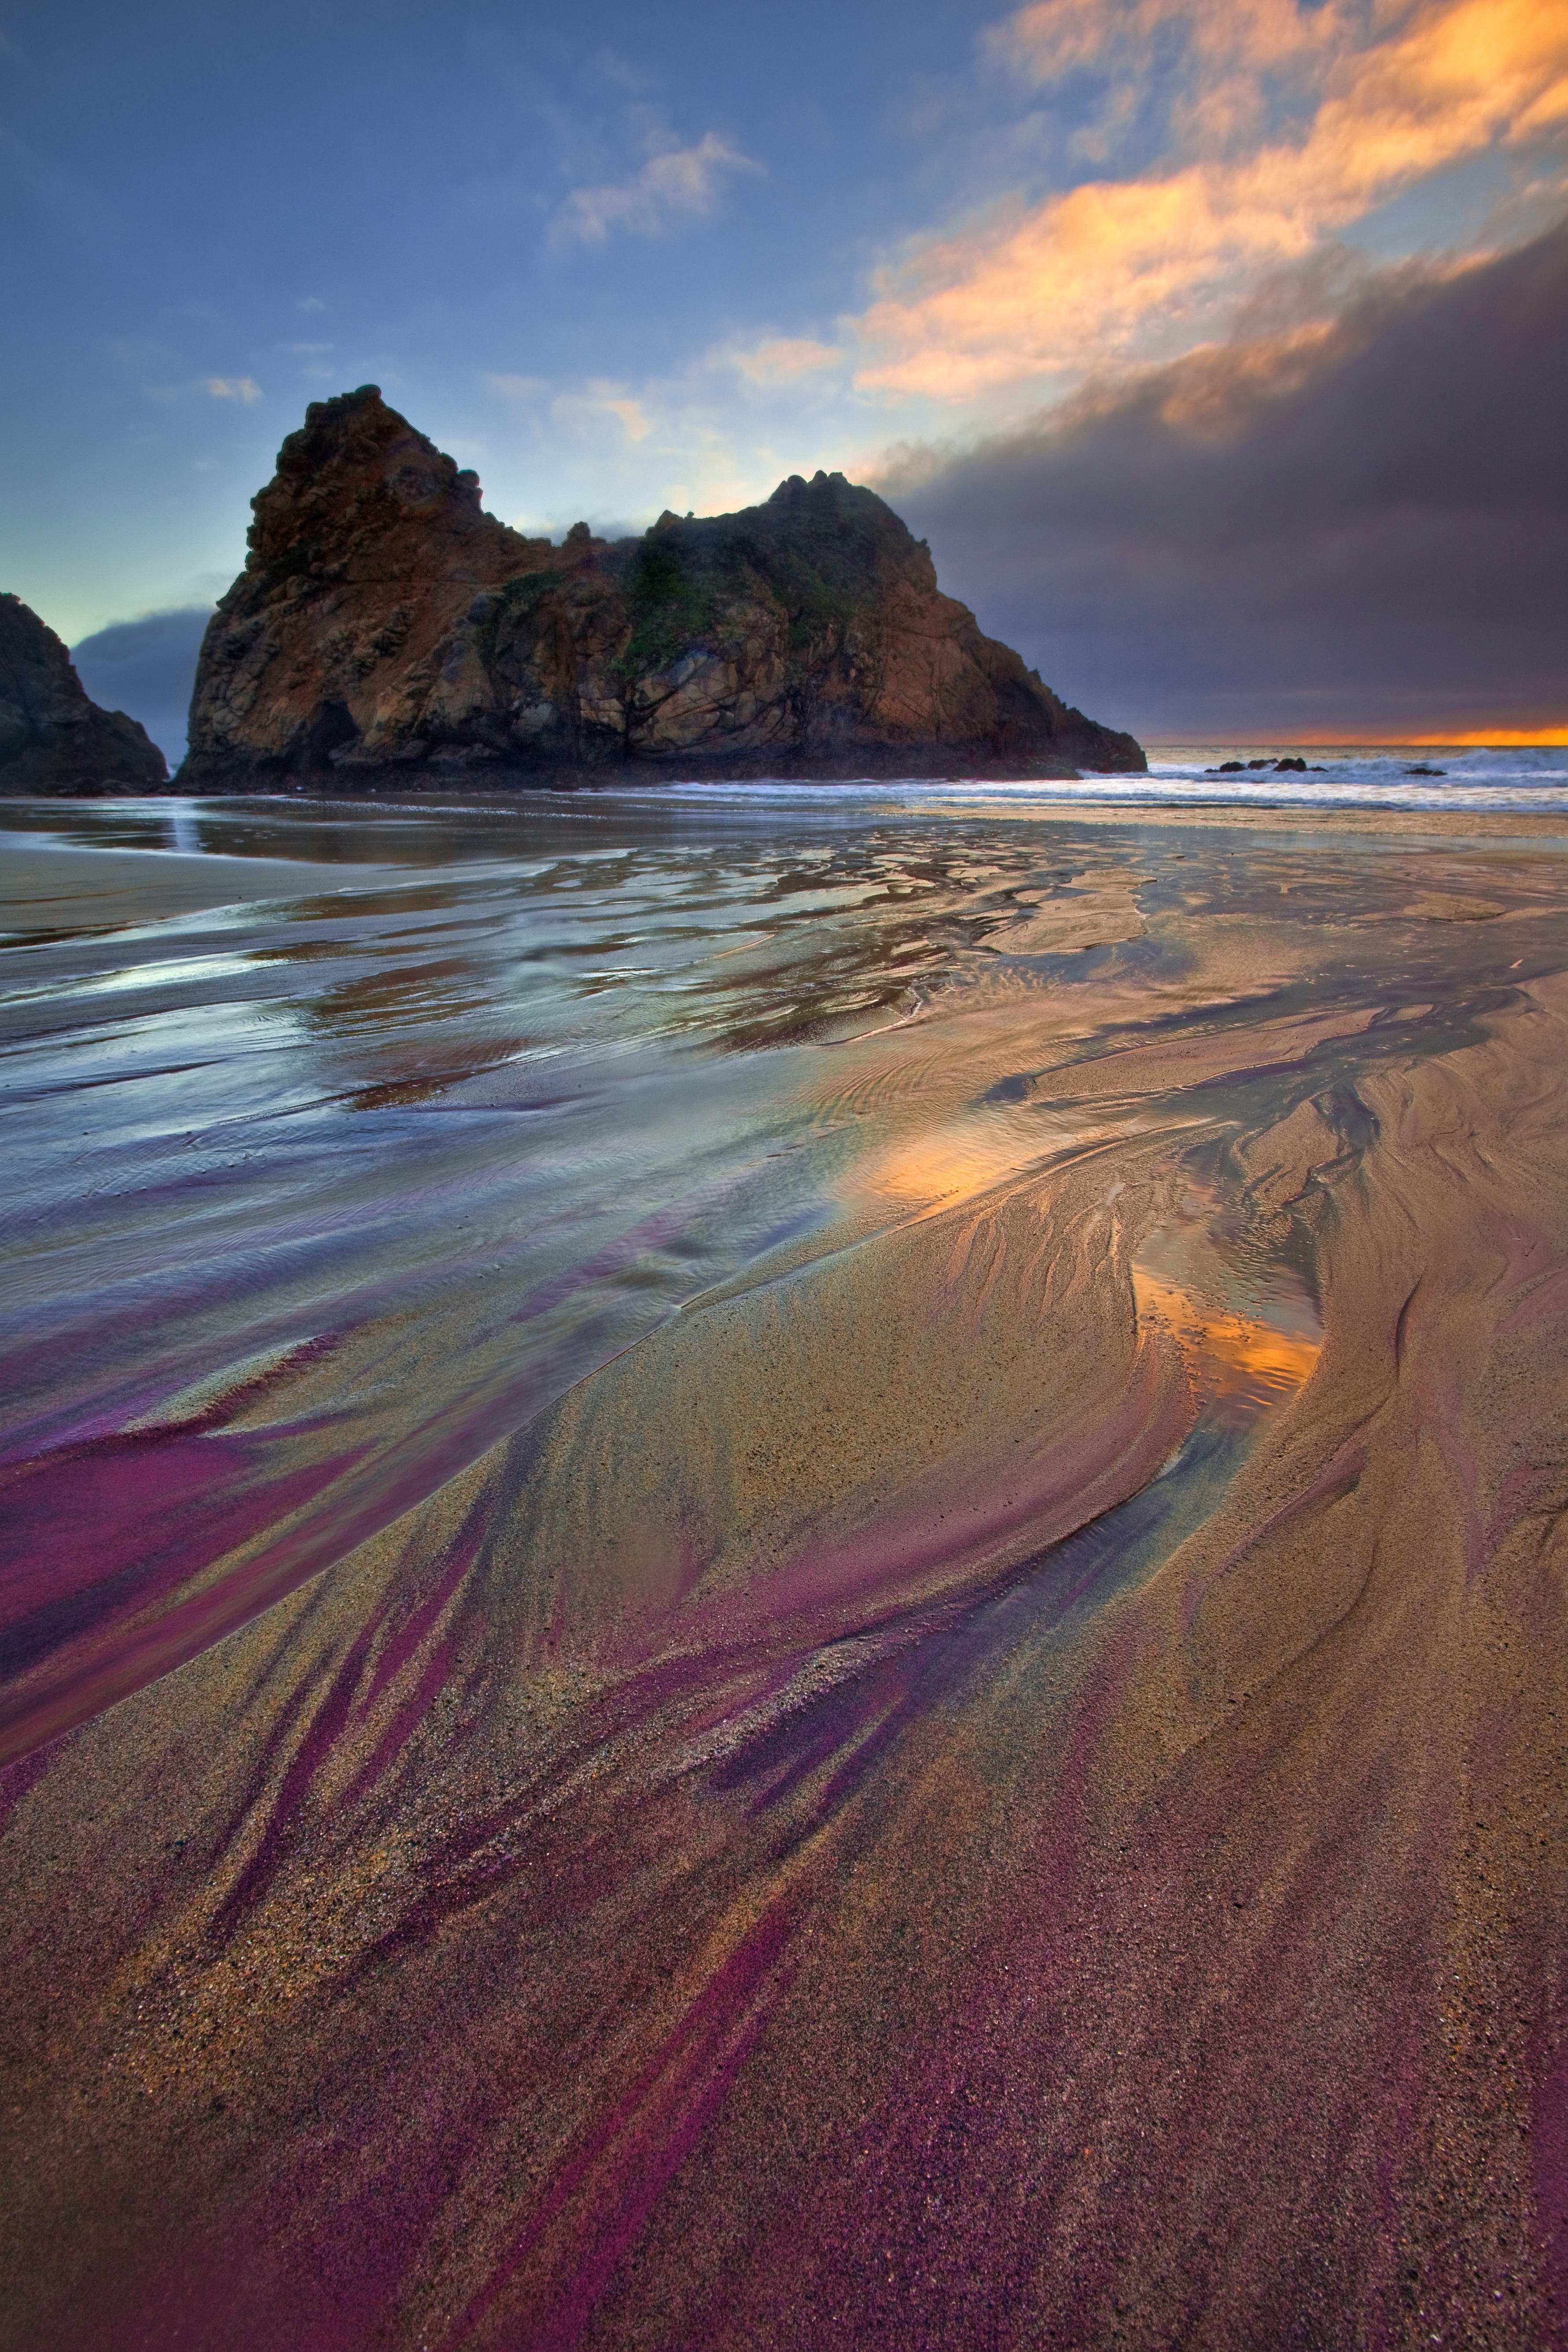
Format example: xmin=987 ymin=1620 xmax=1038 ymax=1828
xmin=3 ymin=0 xmax=1565 ymax=752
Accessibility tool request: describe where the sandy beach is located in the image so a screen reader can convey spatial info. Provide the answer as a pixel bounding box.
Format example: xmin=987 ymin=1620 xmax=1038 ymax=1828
xmin=4 ymin=785 xmax=1568 ymax=2347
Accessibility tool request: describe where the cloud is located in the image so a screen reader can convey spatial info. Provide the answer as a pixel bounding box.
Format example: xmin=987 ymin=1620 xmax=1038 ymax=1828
xmin=205 ymin=376 xmax=262 ymax=403
xmin=854 ymin=0 xmax=1568 ymax=399
xmin=992 ymin=0 xmax=1342 ymax=89
xmin=295 ymin=295 xmax=325 ymax=313
xmin=555 ymin=131 xmax=757 ymax=247
xmin=729 ymin=337 xmax=844 ymax=386
xmin=550 ymin=382 xmax=655 ymax=442
xmin=70 ymin=607 xmax=212 ymax=767
xmin=591 ymin=45 xmax=657 ymax=95
xmin=877 ymin=216 xmax=1568 ymax=737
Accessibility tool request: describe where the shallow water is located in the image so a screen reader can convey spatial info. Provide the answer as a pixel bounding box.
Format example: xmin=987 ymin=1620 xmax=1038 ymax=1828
xmin=1141 ymin=740 xmax=1568 ymax=813
xmin=3 ymin=783 xmax=1554 ymax=1755
xmin=5 ymin=786 xmax=1568 ymax=2347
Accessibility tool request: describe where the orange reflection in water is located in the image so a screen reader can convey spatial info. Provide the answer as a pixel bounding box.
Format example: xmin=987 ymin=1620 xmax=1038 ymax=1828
xmin=1133 ymin=1266 xmax=1320 ymax=1408
xmin=850 ymin=1104 xmax=1097 ymax=1218
xmin=864 ymin=1120 xmax=1041 ymax=1210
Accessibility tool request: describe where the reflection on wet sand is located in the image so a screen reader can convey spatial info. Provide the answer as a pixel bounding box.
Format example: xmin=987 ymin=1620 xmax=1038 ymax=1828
xmin=1130 ymin=1264 xmax=1320 ymax=1414
xmin=4 ymin=793 xmax=1568 ymax=2348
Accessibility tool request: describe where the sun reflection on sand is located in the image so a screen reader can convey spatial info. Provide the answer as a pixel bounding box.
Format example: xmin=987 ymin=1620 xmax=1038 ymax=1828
xmin=1132 ymin=1263 xmax=1321 ymax=1410
xmin=853 ymin=1110 xmax=1074 ymax=1213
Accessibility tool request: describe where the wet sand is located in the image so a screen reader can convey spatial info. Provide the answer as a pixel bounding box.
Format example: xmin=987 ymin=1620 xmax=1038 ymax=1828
xmin=3 ymin=796 xmax=1568 ymax=2346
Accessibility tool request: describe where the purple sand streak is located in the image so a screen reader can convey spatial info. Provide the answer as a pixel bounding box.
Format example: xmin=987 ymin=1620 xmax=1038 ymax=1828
xmin=603 ymin=1339 xmax=1194 ymax=1676
xmin=5 ymin=1355 xmax=1433 ymax=2350
xmin=0 ymin=1174 xmax=765 ymax=1764
xmin=434 ymin=1899 xmax=800 ymax=2352
xmin=328 ymin=1483 xmax=1141 ymax=2001
xmin=328 ymin=1501 xmax=1189 ymax=2345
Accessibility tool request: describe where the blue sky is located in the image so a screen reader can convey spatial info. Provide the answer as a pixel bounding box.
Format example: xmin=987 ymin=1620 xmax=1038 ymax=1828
xmin=4 ymin=0 xmax=1565 ymax=742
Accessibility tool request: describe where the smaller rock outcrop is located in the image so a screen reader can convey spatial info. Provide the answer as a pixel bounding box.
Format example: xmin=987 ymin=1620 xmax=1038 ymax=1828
xmin=0 ymin=596 xmax=168 ymax=794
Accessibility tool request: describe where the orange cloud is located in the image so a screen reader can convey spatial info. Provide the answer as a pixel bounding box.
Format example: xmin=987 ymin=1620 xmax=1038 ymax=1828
xmin=550 ymin=382 xmax=655 ymax=444
xmin=855 ymin=0 xmax=1568 ymax=399
xmin=996 ymin=0 xmax=1344 ymax=78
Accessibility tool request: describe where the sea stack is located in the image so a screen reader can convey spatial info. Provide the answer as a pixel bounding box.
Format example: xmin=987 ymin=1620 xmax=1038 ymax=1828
xmin=0 ymin=596 xmax=168 ymax=794
xmin=181 ymin=387 xmax=1144 ymax=788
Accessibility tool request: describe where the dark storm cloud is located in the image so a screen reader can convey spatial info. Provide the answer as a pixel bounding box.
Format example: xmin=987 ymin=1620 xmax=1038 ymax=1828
xmin=882 ymin=218 xmax=1568 ymax=740
xmin=71 ymin=607 xmax=211 ymax=767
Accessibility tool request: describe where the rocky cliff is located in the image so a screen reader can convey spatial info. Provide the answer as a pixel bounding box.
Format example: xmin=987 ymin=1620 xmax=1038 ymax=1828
xmin=0 ymin=596 xmax=168 ymax=794
xmin=181 ymin=387 xmax=1143 ymax=788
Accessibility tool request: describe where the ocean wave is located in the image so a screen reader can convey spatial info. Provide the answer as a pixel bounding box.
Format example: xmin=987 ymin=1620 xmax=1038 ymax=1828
xmin=589 ymin=743 xmax=1568 ymax=817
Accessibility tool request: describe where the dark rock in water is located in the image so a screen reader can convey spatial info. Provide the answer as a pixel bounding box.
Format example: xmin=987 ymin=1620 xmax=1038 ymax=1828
xmin=0 ymin=595 xmax=169 ymax=795
xmin=181 ymin=387 xmax=1144 ymax=790
xmin=1208 ymin=755 xmax=1315 ymax=777
xmin=1404 ymin=764 xmax=1446 ymax=776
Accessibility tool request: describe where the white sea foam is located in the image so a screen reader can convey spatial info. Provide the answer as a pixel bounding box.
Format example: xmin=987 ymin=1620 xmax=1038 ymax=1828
xmin=594 ymin=744 xmax=1568 ymax=818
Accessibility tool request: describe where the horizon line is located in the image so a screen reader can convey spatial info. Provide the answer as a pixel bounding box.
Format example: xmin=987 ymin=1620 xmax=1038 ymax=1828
xmin=1143 ymin=729 xmax=1568 ymax=750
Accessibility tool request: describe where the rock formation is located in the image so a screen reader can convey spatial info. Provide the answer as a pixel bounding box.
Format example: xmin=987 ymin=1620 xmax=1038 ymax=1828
xmin=0 ymin=596 xmax=168 ymax=794
xmin=181 ymin=388 xmax=1144 ymax=787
